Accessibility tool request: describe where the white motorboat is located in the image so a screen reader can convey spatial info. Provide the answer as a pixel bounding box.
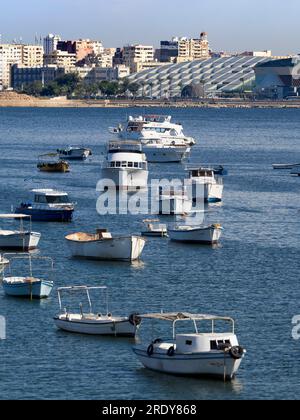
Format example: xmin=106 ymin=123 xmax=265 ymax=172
xmin=2 ymin=254 xmax=54 ymax=299
xmin=57 ymin=146 xmax=92 ymax=161
xmin=65 ymin=229 xmax=146 ymax=262
xmin=141 ymin=220 xmax=168 ymax=237
xmin=273 ymin=163 xmax=300 ymax=170
xmin=110 ymin=115 xmax=196 ymax=146
xmin=168 ymin=224 xmax=223 ymax=244
xmin=0 ymin=255 xmax=9 ymax=273
xmin=0 ymin=214 xmax=41 ymax=250
xmin=133 ymin=312 xmax=246 ymax=381
xmin=100 ymin=141 xmax=148 ymax=191
xmin=186 ymin=167 xmax=224 ymax=203
xmin=54 ymin=286 xmax=141 ymax=337
xmin=157 ymin=189 xmax=193 ymax=216
xmin=15 ymin=189 xmax=75 ymax=222
xmin=291 ymin=166 xmax=300 ymax=176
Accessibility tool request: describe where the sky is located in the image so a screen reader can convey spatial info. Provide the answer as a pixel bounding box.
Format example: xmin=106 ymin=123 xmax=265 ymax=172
xmin=1 ymin=0 xmax=300 ymax=55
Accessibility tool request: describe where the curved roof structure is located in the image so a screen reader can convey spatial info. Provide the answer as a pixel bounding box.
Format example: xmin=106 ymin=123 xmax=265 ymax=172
xmin=128 ymin=56 xmax=270 ymax=97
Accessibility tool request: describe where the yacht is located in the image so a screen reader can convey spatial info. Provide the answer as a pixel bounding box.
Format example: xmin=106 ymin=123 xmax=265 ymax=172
xmin=110 ymin=115 xmax=196 ymax=146
xmin=100 ymin=141 xmax=148 ymax=191
xmin=140 ymin=135 xmax=191 ymax=163
xmin=57 ymin=146 xmax=92 ymax=161
xmin=186 ymin=167 xmax=224 ymax=203
xmin=133 ymin=312 xmax=246 ymax=381
xmin=15 ymin=189 xmax=75 ymax=222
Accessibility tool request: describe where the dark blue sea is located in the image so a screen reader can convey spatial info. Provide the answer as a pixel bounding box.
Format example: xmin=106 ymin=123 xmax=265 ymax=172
xmin=0 ymin=107 xmax=299 ymax=400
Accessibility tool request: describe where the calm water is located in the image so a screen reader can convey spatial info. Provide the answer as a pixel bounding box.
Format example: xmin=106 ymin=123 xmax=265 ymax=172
xmin=0 ymin=107 xmax=299 ymax=400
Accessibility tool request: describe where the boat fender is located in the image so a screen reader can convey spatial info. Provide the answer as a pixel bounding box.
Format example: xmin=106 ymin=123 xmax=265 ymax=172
xmin=230 ymin=346 xmax=244 ymax=360
xmin=167 ymin=346 xmax=175 ymax=357
xmin=129 ymin=313 xmax=141 ymax=326
xmin=147 ymin=344 xmax=154 ymax=357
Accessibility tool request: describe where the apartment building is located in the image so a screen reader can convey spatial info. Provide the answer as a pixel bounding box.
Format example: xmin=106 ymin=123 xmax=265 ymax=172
xmin=22 ymin=45 xmax=44 ymax=67
xmin=43 ymin=34 xmax=61 ymax=55
xmin=44 ymin=50 xmax=77 ymax=69
xmin=160 ymin=32 xmax=210 ymax=63
xmin=0 ymin=44 xmax=23 ymax=88
xmin=123 ymin=45 xmax=154 ymax=73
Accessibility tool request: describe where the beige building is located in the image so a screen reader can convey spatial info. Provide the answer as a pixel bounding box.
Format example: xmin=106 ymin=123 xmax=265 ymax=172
xmin=123 ymin=45 xmax=154 ymax=73
xmin=0 ymin=44 xmax=43 ymax=88
xmin=44 ymin=50 xmax=77 ymax=69
xmin=177 ymin=33 xmax=209 ymax=62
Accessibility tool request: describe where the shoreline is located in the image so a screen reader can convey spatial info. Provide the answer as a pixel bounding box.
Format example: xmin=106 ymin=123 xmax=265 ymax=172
xmin=1 ymin=94 xmax=300 ymax=109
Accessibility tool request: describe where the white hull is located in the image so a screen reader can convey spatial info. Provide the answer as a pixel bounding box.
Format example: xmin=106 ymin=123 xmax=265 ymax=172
xmin=54 ymin=315 xmax=136 ymax=336
xmin=2 ymin=277 xmax=53 ymax=299
xmin=0 ymin=231 xmax=41 ymax=250
xmin=66 ymin=236 xmax=146 ymax=261
xmin=100 ymin=168 xmax=148 ymax=190
xmin=190 ymin=182 xmax=224 ymax=203
xmin=168 ymin=226 xmax=222 ymax=244
xmin=143 ymin=146 xmax=190 ymax=163
xmin=133 ymin=347 xmax=243 ymax=380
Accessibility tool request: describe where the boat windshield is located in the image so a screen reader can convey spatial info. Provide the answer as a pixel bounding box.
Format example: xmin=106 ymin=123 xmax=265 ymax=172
xmin=35 ymin=194 xmax=69 ymax=204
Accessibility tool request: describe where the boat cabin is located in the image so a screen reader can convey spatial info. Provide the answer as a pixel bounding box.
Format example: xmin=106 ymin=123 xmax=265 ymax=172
xmin=32 ymin=189 xmax=71 ymax=205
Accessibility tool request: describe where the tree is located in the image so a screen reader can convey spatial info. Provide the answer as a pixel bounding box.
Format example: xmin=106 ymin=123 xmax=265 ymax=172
xmin=128 ymin=82 xmax=140 ymax=97
xmin=22 ymin=81 xmax=43 ymax=97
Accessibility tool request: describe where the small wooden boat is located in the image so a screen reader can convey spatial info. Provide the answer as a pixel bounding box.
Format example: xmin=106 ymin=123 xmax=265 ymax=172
xmin=2 ymin=254 xmax=54 ymax=299
xmin=0 ymin=214 xmax=41 ymax=250
xmin=15 ymin=189 xmax=75 ymax=222
xmin=273 ymin=163 xmax=300 ymax=170
xmin=57 ymin=146 xmax=92 ymax=161
xmin=54 ymin=286 xmax=141 ymax=337
xmin=141 ymin=219 xmax=168 ymax=237
xmin=65 ymin=229 xmax=146 ymax=262
xmin=168 ymin=223 xmax=223 ymax=244
xmin=37 ymin=153 xmax=70 ymax=173
xmin=133 ymin=312 xmax=246 ymax=381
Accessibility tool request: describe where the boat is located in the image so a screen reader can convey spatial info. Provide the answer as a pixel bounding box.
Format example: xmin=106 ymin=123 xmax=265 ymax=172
xmin=291 ymin=166 xmax=300 ymax=176
xmin=157 ymin=188 xmax=193 ymax=216
xmin=2 ymin=254 xmax=54 ymax=299
xmin=54 ymin=286 xmax=141 ymax=337
xmin=57 ymin=146 xmax=92 ymax=161
xmin=15 ymin=189 xmax=75 ymax=222
xmin=141 ymin=136 xmax=191 ymax=163
xmin=0 ymin=255 xmax=9 ymax=273
xmin=186 ymin=167 xmax=224 ymax=203
xmin=0 ymin=214 xmax=41 ymax=250
xmin=37 ymin=153 xmax=70 ymax=173
xmin=100 ymin=141 xmax=148 ymax=191
xmin=65 ymin=229 xmax=146 ymax=262
xmin=110 ymin=115 xmax=196 ymax=146
xmin=273 ymin=163 xmax=300 ymax=170
xmin=133 ymin=312 xmax=246 ymax=381
xmin=141 ymin=220 xmax=168 ymax=237
xmin=168 ymin=223 xmax=223 ymax=244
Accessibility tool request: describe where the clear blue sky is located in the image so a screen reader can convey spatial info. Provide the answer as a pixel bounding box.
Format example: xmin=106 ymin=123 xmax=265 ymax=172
xmin=1 ymin=0 xmax=299 ymax=54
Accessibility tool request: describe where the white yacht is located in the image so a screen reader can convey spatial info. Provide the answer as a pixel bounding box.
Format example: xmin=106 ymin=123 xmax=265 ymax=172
xmin=133 ymin=312 xmax=246 ymax=381
xmin=110 ymin=115 xmax=196 ymax=146
xmin=100 ymin=141 xmax=148 ymax=191
xmin=57 ymin=146 xmax=92 ymax=161
xmin=186 ymin=167 xmax=224 ymax=203
xmin=141 ymin=136 xmax=191 ymax=163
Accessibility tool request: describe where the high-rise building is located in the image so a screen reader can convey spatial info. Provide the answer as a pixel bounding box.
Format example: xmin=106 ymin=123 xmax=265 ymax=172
xmin=160 ymin=33 xmax=210 ymax=63
xmin=123 ymin=45 xmax=154 ymax=73
xmin=43 ymin=34 xmax=61 ymax=55
xmin=22 ymin=45 xmax=44 ymax=67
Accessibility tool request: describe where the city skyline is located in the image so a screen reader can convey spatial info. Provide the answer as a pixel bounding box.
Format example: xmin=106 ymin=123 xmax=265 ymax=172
xmin=1 ymin=0 xmax=300 ymax=55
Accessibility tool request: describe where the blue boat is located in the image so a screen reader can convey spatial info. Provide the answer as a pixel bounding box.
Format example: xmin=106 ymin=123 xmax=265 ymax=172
xmin=15 ymin=189 xmax=75 ymax=222
xmin=2 ymin=254 xmax=54 ymax=299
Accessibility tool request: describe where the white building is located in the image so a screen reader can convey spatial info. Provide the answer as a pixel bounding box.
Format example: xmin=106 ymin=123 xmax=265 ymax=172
xmin=0 ymin=44 xmax=23 ymax=88
xmin=123 ymin=45 xmax=154 ymax=73
xmin=43 ymin=34 xmax=61 ymax=55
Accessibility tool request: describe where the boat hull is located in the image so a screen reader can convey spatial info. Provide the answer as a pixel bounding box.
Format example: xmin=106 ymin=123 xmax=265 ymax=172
xmin=15 ymin=207 xmax=74 ymax=222
xmin=158 ymin=197 xmax=192 ymax=215
xmin=54 ymin=317 xmax=136 ymax=336
xmin=143 ymin=147 xmax=190 ymax=163
xmin=168 ymin=226 xmax=222 ymax=244
xmin=100 ymin=168 xmax=148 ymax=191
xmin=37 ymin=162 xmax=70 ymax=173
xmin=66 ymin=236 xmax=146 ymax=261
xmin=0 ymin=231 xmax=41 ymax=250
xmin=133 ymin=347 xmax=243 ymax=380
xmin=2 ymin=278 xmax=53 ymax=299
